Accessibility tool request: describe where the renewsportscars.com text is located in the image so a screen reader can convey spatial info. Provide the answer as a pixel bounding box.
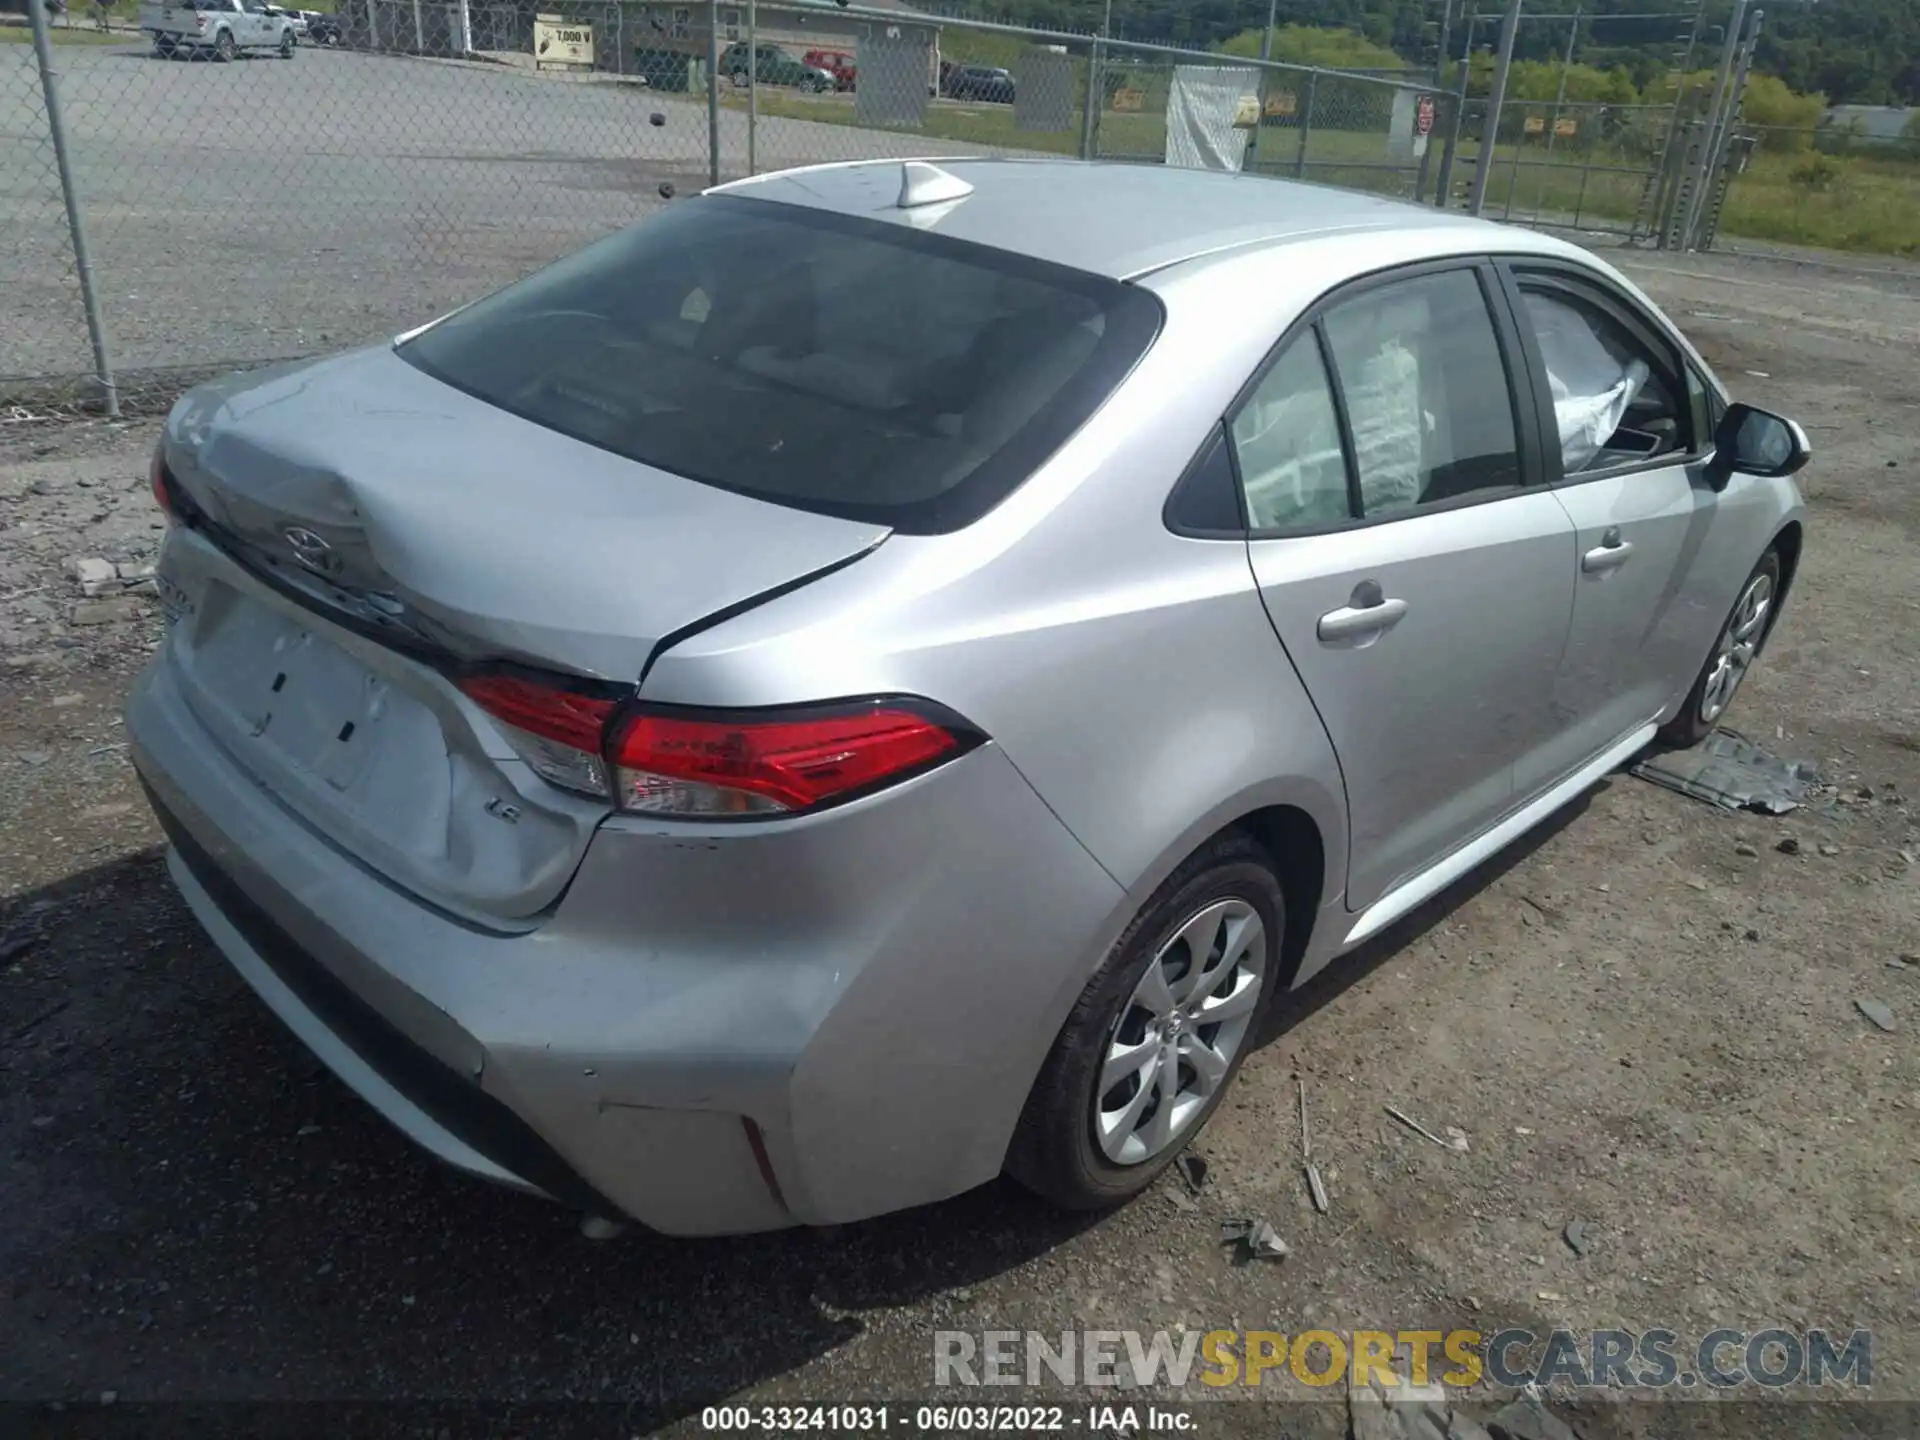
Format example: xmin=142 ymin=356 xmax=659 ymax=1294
xmin=933 ymin=1327 xmax=1871 ymax=1391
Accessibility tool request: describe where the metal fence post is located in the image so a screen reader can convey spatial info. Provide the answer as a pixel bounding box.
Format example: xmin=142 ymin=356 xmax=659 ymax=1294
xmin=1467 ymin=0 xmax=1522 ymax=216
xmin=706 ymin=0 xmax=721 ymax=186
xmin=1679 ymin=0 xmax=1747 ymax=248
xmin=1251 ymin=0 xmax=1276 ymax=169
xmin=28 ymin=0 xmax=118 ymax=418
xmin=1434 ymin=14 xmax=1475 ymax=207
xmin=1293 ymin=70 xmax=1317 ymax=179
xmin=1078 ymin=37 xmax=1100 ymax=160
xmin=746 ymin=0 xmax=757 ymax=176
xmin=1692 ymin=9 xmax=1760 ymax=251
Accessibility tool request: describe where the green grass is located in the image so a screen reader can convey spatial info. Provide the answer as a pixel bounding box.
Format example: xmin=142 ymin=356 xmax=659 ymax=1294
xmin=1717 ymin=150 xmax=1920 ymax=256
xmin=740 ymin=84 xmax=1920 ymax=257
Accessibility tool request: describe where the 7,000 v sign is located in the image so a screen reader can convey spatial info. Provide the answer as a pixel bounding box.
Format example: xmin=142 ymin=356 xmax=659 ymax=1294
xmin=534 ymin=14 xmax=595 ymax=69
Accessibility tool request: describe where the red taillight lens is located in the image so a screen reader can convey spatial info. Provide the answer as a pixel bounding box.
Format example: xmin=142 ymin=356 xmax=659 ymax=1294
xmin=610 ymin=704 xmax=969 ymax=815
xmin=461 ymin=674 xmax=612 ymax=752
xmin=459 ymin=674 xmax=977 ymax=817
xmin=150 ymin=449 xmax=174 ymax=523
xmin=459 ymin=674 xmax=615 ymax=798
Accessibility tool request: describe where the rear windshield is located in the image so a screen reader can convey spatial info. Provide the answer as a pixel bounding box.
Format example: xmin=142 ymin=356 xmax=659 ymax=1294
xmin=397 ymin=194 xmax=1162 ymax=533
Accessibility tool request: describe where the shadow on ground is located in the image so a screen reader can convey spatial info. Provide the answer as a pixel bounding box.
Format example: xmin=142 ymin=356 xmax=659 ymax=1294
xmin=1 ymin=788 xmax=1596 ymax=1421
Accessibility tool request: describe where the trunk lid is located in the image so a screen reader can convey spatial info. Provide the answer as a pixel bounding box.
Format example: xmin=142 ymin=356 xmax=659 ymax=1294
xmin=158 ymin=345 xmax=888 ymax=922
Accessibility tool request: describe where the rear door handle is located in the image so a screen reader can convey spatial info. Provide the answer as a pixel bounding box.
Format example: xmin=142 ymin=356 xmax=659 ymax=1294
xmin=1582 ymin=538 xmax=1635 ymax=573
xmin=1317 ymin=581 xmax=1409 ymax=643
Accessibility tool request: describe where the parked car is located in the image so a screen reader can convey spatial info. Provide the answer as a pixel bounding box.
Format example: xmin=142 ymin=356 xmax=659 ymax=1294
xmin=944 ymin=63 xmax=1013 ymax=103
xmin=802 ymin=47 xmax=855 ymax=91
xmin=142 ymin=0 xmax=296 ymax=58
xmin=719 ymin=41 xmax=834 ymax=92
xmin=304 ymin=8 xmax=339 ymax=44
xmin=262 ymin=2 xmax=304 ymax=37
xmin=131 ymin=159 xmax=1808 ymax=1235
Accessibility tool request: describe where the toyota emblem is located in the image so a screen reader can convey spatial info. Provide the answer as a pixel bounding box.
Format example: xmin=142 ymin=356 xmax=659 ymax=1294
xmin=282 ymin=526 xmax=341 ymax=576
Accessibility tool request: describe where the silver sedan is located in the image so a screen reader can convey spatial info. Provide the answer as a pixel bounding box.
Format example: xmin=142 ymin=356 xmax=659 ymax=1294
xmin=128 ymin=158 xmax=1809 ymax=1233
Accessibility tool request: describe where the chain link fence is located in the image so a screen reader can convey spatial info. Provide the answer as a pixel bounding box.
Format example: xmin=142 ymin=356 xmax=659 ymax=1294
xmin=3 ymin=19 xmax=116 ymax=417
xmin=2 ymin=0 xmax=1459 ymax=424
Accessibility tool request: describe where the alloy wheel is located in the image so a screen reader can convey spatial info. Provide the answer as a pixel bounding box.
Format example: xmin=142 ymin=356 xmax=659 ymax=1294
xmin=1700 ymin=570 xmax=1773 ymax=723
xmin=1094 ymin=898 xmax=1265 ymax=1166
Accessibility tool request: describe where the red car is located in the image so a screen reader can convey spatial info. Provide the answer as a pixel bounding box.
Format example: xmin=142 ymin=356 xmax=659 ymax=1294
xmin=803 ymin=48 xmax=856 ymax=91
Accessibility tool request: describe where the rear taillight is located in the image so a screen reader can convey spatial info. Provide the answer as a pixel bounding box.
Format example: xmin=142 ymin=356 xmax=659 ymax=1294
xmin=150 ymin=448 xmax=174 ymax=524
xmin=457 ymin=677 xmax=978 ymax=818
xmin=610 ymin=704 xmax=969 ymax=816
xmin=459 ymin=674 xmax=614 ymax=798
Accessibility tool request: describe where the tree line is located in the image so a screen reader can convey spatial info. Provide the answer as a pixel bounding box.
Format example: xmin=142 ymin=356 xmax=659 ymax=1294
xmin=965 ymin=0 xmax=1918 ymax=107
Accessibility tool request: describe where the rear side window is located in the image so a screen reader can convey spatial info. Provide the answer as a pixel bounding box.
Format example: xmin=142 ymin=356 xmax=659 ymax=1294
xmin=1230 ymin=334 xmax=1349 ymax=530
xmin=1223 ymin=265 xmax=1523 ymax=532
xmin=1320 ymin=269 xmax=1521 ymax=515
xmin=400 ymin=196 xmax=1160 ymax=533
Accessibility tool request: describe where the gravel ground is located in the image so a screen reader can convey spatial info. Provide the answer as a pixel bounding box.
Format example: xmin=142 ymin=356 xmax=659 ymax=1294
xmin=1 ymin=240 xmax=1916 ymax=1439
xmin=0 ymin=44 xmax=1000 ymax=395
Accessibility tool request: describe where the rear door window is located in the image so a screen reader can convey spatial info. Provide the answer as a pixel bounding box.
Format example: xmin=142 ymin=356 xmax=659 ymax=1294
xmin=399 ymin=195 xmax=1161 ymax=534
xmin=1223 ymin=264 xmax=1526 ymax=532
xmin=1320 ymin=268 xmax=1523 ymax=515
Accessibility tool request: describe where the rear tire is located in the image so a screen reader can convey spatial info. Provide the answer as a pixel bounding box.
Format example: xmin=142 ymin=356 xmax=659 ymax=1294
xmin=279 ymin=29 xmax=294 ymax=56
xmin=213 ymin=27 xmax=235 ymax=60
xmin=154 ymin=37 xmax=175 ymax=56
xmin=1006 ymin=832 xmax=1284 ymax=1211
xmin=1658 ymin=546 xmax=1782 ymax=748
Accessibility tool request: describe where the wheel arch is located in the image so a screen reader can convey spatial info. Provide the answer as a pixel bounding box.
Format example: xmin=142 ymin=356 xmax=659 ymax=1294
xmin=1231 ymin=804 xmax=1326 ymax=991
xmin=1766 ymin=519 xmax=1804 ymax=652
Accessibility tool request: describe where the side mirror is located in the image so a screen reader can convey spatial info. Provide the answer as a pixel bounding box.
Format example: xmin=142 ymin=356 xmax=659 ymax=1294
xmin=1706 ymin=402 xmax=1810 ymax=490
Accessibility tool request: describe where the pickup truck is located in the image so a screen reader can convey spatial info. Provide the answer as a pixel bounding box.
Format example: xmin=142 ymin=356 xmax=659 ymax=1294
xmin=142 ymin=0 xmax=297 ymax=60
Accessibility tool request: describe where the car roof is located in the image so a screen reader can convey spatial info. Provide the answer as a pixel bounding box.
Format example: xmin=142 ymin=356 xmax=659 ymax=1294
xmin=712 ymin=157 xmax=1543 ymax=280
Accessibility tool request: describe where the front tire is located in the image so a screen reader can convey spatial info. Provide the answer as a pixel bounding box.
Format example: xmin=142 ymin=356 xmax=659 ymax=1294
xmin=1659 ymin=546 xmax=1782 ymax=748
xmin=1006 ymin=832 xmax=1283 ymax=1210
xmin=279 ymin=30 xmax=294 ymax=56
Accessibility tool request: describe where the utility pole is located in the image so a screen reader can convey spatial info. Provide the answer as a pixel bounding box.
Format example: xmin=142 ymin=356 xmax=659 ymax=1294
xmin=1466 ymin=0 xmax=1522 ymax=215
xmin=1691 ymin=7 xmax=1761 ymax=248
xmin=1680 ymin=0 xmax=1748 ymax=247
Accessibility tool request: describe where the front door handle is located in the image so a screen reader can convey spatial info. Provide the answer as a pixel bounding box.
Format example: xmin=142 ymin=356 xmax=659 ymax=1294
xmin=1582 ymin=538 xmax=1635 ymax=574
xmin=1318 ymin=580 xmax=1409 ymax=643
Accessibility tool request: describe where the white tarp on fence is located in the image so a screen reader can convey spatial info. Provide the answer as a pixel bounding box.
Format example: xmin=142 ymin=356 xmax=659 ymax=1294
xmin=1165 ymin=65 xmax=1260 ymax=173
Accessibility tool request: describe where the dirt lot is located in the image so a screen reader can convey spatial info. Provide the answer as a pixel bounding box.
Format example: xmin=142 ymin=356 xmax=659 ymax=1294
xmin=1 ymin=239 xmax=1915 ymax=1438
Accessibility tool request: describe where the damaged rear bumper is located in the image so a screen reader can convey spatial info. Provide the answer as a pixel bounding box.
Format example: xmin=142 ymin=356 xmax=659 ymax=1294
xmin=128 ymin=647 xmax=1123 ymax=1235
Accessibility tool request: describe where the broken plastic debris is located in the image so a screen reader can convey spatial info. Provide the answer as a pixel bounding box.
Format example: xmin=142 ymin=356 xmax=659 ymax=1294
xmin=1855 ymin=998 xmax=1896 ymax=1033
xmin=1386 ymin=1104 xmax=1469 ymax=1151
xmin=1220 ymin=1218 xmax=1289 ymax=1261
xmin=1631 ymin=728 xmax=1819 ymax=814
xmin=1296 ymin=1076 xmax=1329 ymax=1213
xmin=1306 ymin=1163 xmax=1330 ymax=1215
xmin=1173 ymin=1152 xmax=1209 ymax=1194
